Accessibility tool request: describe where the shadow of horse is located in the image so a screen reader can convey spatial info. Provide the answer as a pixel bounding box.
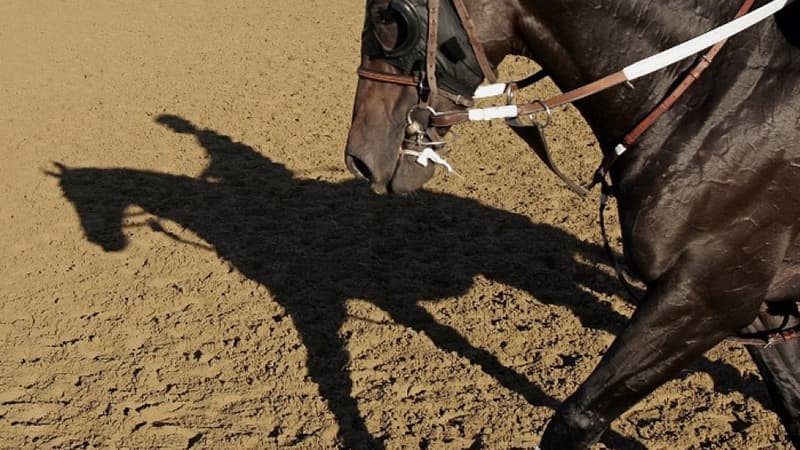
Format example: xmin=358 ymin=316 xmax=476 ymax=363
xmin=50 ymin=115 xmax=767 ymax=449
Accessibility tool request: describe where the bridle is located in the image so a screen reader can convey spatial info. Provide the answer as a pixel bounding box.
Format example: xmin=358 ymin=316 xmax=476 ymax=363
xmin=358 ymin=0 xmax=498 ymax=173
xmin=357 ymin=0 xmax=800 ymax=347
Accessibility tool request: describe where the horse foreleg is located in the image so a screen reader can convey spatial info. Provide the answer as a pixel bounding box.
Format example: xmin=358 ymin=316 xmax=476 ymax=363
xmin=743 ymin=303 xmax=800 ymax=448
xmin=539 ymin=269 xmax=761 ymax=449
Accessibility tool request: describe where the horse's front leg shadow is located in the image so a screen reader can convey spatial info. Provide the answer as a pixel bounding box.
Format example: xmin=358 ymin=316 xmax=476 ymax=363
xmin=381 ymin=299 xmax=555 ymax=408
xmin=288 ymin=300 xmax=385 ymax=450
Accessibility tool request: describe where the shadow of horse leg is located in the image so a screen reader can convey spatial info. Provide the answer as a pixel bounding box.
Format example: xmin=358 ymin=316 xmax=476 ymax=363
xmin=743 ymin=304 xmax=800 ymax=448
xmin=291 ymin=303 xmax=384 ymax=450
xmin=539 ymin=263 xmax=762 ymax=449
xmin=380 ymin=299 xmax=558 ymax=409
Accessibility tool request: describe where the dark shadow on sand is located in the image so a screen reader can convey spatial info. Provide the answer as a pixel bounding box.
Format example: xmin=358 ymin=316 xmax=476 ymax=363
xmin=50 ymin=115 xmax=771 ymax=449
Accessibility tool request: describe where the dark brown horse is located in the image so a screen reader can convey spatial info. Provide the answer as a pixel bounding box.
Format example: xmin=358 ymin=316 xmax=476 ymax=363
xmin=345 ymin=0 xmax=800 ymax=447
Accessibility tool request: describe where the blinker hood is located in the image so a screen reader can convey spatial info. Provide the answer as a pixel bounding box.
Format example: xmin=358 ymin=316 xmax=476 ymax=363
xmin=362 ymin=0 xmax=485 ymax=98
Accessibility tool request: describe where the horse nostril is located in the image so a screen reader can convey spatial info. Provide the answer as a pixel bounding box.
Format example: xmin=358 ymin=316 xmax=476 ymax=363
xmin=346 ymin=154 xmax=374 ymax=182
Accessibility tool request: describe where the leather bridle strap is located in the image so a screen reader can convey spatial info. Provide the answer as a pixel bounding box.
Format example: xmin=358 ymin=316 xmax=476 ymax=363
xmin=357 ymin=68 xmax=421 ymax=87
xmin=424 ymin=0 xmax=441 ymax=106
xmin=450 ymin=0 xmax=497 ymax=83
xmin=357 ymin=67 xmax=475 ymax=107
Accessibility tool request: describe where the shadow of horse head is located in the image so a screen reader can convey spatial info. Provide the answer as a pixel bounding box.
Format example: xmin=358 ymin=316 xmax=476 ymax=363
xmin=52 ymin=115 xmax=622 ymax=322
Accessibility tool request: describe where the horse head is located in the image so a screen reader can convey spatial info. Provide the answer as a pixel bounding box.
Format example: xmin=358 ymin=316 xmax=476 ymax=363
xmin=345 ymin=0 xmax=510 ymax=194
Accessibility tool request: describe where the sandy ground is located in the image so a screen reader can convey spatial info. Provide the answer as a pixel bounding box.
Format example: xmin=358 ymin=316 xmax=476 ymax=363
xmin=0 ymin=1 xmax=791 ymax=449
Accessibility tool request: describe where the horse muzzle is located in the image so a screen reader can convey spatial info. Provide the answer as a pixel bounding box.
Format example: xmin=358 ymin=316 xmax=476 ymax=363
xmin=345 ymin=146 xmax=436 ymax=195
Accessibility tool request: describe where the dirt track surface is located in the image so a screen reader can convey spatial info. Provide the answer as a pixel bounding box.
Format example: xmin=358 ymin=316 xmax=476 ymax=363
xmin=0 ymin=1 xmax=791 ymax=449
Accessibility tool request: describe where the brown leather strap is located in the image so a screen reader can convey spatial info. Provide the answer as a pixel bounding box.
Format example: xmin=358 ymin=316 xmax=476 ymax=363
xmin=357 ymin=68 xmax=421 ymax=87
xmin=437 ymin=88 xmax=475 ymax=107
xmin=425 ymin=0 xmax=441 ymax=105
xmin=589 ymin=0 xmax=755 ymax=184
xmin=524 ymin=72 xmax=629 ymax=116
xmin=509 ymin=124 xmax=591 ymax=196
xmin=429 ymin=111 xmax=468 ymax=127
xmin=510 ymin=70 xmax=549 ymax=91
xmin=450 ymin=0 xmax=497 ymax=83
xmin=727 ymin=324 xmax=800 ymax=347
xmin=622 ymin=0 xmax=756 ymax=147
xmin=358 ymin=68 xmax=475 ymax=106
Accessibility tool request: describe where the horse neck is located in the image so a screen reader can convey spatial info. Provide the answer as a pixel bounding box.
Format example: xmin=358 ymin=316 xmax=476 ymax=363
xmin=473 ymin=0 xmax=748 ymax=153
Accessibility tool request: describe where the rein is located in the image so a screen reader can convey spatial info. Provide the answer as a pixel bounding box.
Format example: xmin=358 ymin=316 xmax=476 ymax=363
xmin=429 ymin=0 xmax=793 ymax=128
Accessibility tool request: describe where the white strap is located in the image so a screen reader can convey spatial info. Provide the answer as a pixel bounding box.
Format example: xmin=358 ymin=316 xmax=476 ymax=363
xmin=468 ymin=105 xmax=520 ymax=121
xmin=473 ymin=83 xmax=508 ymax=99
xmin=623 ymin=0 xmax=791 ymax=80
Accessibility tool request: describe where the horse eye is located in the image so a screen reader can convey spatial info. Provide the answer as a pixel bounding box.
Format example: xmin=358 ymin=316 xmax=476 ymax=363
xmin=367 ymin=0 xmax=419 ymax=57
xmin=371 ymin=9 xmax=401 ymax=50
xmin=374 ymin=9 xmax=397 ymax=25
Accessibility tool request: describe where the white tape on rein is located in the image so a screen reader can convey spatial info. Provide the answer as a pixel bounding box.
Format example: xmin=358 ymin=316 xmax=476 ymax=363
xmin=473 ymin=83 xmax=508 ymax=99
xmin=466 ymin=0 xmax=793 ymax=121
xmin=468 ymin=105 xmax=520 ymax=121
xmin=623 ymin=0 xmax=792 ymax=80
